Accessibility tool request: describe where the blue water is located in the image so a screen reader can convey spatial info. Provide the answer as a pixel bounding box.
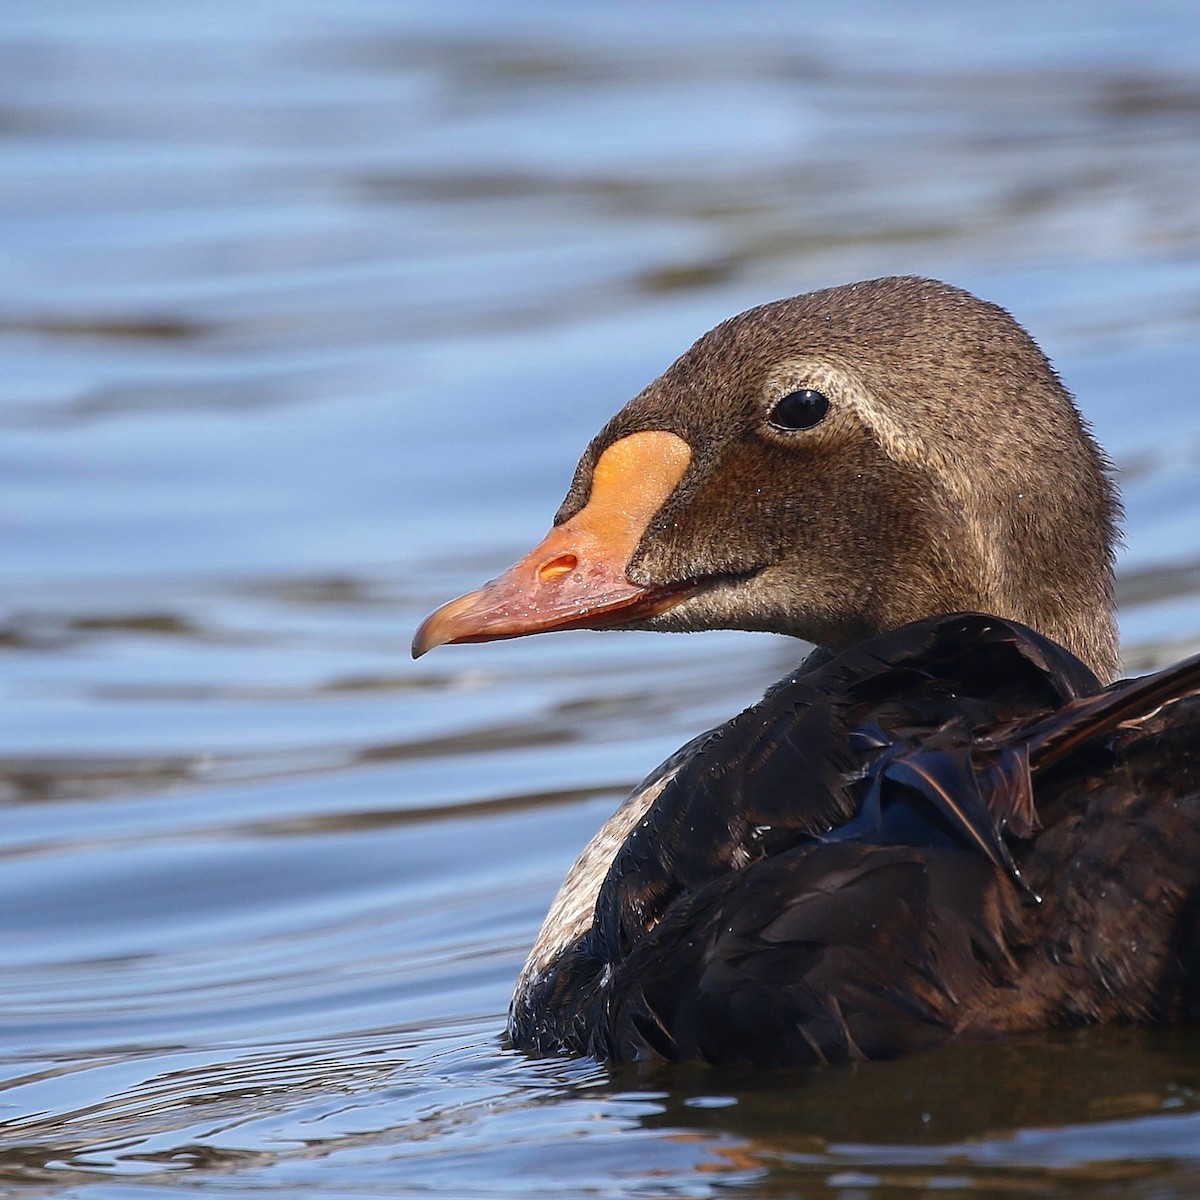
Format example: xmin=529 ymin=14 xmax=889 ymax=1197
xmin=3 ymin=2 xmax=1200 ymax=1196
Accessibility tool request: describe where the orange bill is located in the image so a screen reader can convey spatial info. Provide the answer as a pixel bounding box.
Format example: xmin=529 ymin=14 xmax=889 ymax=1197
xmin=412 ymin=430 xmax=693 ymax=657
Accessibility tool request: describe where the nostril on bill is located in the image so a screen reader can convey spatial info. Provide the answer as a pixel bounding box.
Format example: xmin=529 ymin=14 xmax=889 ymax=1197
xmin=537 ymin=553 xmax=578 ymax=582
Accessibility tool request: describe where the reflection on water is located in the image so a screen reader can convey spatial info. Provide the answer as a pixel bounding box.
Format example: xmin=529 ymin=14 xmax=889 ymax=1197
xmin=3 ymin=1 xmax=1200 ymax=1196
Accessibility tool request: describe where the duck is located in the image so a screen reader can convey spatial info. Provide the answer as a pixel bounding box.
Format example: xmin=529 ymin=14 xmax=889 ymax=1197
xmin=412 ymin=276 xmax=1200 ymax=1067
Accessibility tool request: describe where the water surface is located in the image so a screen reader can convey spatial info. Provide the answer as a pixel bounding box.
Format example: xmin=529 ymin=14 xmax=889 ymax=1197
xmin=4 ymin=2 xmax=1200 ymax=1196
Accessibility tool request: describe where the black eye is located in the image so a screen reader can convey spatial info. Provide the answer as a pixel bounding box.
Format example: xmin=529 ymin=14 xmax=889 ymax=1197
xmin=769 ymin=388 xmax=829 ymax=431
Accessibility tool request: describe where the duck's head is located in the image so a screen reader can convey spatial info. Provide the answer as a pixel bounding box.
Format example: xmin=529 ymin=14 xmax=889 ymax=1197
xmin=414 ymin=277 xmax=1120 ymax=681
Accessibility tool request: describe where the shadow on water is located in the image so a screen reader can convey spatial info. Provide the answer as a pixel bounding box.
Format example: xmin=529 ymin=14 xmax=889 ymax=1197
xmin=618 ymin=1030 xmax=1200 ymax=1196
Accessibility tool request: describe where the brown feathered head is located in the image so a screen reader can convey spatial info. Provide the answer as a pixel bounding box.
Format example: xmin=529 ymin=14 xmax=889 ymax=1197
xmin=415 ymin=277 xmax=1120 ymax=680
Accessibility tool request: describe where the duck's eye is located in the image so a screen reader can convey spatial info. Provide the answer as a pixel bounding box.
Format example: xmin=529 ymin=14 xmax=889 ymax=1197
xmin=768 ymin=388 xmax=830 ymax=431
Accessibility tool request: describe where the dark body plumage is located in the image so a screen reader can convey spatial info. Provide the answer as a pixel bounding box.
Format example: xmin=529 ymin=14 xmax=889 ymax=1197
xmin=509 ymin=615 xmax=1200 ymax=1064
xmin=414 ymin=277 xmax=1200 ymax=1067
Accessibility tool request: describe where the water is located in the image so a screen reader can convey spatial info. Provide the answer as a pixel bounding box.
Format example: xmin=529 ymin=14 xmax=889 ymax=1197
xmin=3 ymin=1 xmax=1200 ymax=1195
